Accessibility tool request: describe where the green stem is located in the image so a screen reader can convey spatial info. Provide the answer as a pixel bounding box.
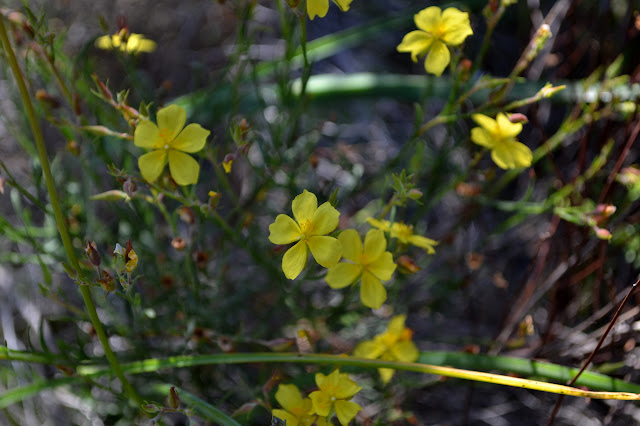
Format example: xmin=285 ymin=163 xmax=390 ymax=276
xmin=74 ymin=352 xmax=640 ymax=400
xmin=0 ymin=16 xmax=141 ymax=406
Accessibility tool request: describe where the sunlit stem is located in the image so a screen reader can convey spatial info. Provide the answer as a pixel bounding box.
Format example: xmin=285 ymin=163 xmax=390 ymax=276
xmin=0 ymin=16 xmax=142 ymax=407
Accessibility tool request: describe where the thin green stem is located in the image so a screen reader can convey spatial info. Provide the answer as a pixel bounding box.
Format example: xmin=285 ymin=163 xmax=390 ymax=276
xmin=0 ymin=16 xmax=141 ymax=406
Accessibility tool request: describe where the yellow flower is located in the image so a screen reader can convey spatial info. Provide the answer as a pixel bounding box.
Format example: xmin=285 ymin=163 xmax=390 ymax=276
xmin=325 ymin=229 xmax=396 ymax=309
xmin=367 ymin=218 xmax=438 ymax=254
xmin=268 ymin=190 xmax=342 ymax=279
xmin=307 ymin=0 xmax=353 ymax=20
xmin=134 ymin=104 xmax=210 ymax=185
xmin=471 ymin=113 xmax=532 ymax=170
xmin=397 ymin=6 xmax=473 ymax=76
xmin=95 ymin=32 xmax=157 ymax=54
xmin=353 ymin=315 xmax=419 ymax=384
xmin=308 ymin=370 xmax=362 ymax=425
xmin=272 ymin=384 xmax=327 ymax=426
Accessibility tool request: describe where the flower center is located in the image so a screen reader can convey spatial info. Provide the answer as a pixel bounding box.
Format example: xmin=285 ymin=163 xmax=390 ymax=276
xmin=429 ymin=22 xmax=447 ymax=40
xmin=298 ymin=219 xmax=314 ymax=242
xmin=331 ymin=396 xmax=336 ymax=402
xmin=158 ymin=128 xmax=172 ymax=147
xmin=391 ymin=223 xmax=413 ymax=240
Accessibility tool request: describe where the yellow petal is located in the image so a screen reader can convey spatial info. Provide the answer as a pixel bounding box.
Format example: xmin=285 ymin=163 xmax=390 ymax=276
xmin=307 ymin=0 xmax=329 ymax=20
xmin=407 ymin=235 xmax=438 ymax=254
xmin=334 ymin=400 xmax=362 ymax=426
xmin=391 ymin=341 xmax=419 ymax=362
xmin=387 ymin=315 xmax=407 ymax=335
xmin=471 ymin=114 xmax=498 ymax=134
xmin=471 ymin=127 xmax=495 ymax=148
xmin=269 ymin=215 xmax=302 ymax=245
xmin=126 ymin=34 xmax=157 ymax=54
xmin=353 ymin=340 xmax=384 ymax=359
xmin=134 ymin=120 xmax=162 ymax=149
xmin=292 ymin=190 xmax=317 ymax=223
xmin=308 ymin=236 xmax=342 ymax=268
xmin=156 ymin=104 xmax=186 ymax=143
xmin=397 ymin=30 xmax=433 ymax=62
xmin=95 ymin=35 xmax=115 ymax=50
xmin=496 ymin=113 xmax=523 ymax=138
xmin=311 ymin=202 xmax=340 ymax=236
xmin=424 ymin=40 xmax=450 ymax=76
xmin=326 ymin=262 xmax=361 ymax=289
xmin=271 ymin=409 xmax=299 ymax=426
xmin=138 ymin=149 xmax=167 ymax=183
xmin=366 ymin=218 xmax=390 ymax=232
xmin=172 ymin=123 xmax=210 ymax=153
xmin=314 ymin=371 xmax=330 ymax=390
xmin=363 ymin=229 xmax=386 ymax=261
xmin=275 ymin=384 xmax=305 ymax=414
xmin=491 ymin=141 xmax=533 ymax=170
xmin=378 ymin=368 xmax=395 ymax=384
xmin=360 ymin=271 xmax=386 ymax=309
xmin=168 ymin=150 xmax=199 ymax=185
xmin=315 ymin=416 xmax=328 ymax=426
xmin=414 ymin=6 xmax=442 ymax=33
xmin=440 ymin=8 xmax=473 ymax=46
xmin=332 ymin=0 xmax=353 ymax=12
xmin=308 ymin=389 xmax=332 ymax=417
xmin=337 ymin=229 xmax=362 ymax=262
xmin=282 ymin=241 xmax=308 ymax=280
xmin=333 ymin=372 xmax=362 ymax=399
xmin=367 ymin=251 xmax=396 ymax=281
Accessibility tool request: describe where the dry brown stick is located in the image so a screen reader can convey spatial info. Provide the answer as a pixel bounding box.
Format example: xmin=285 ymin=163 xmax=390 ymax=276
xmin=546 ymin=276 xmax=640 ymax=425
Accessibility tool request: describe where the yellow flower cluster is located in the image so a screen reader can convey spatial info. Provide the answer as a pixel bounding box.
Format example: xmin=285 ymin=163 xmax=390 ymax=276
xmin=95 ymin=31 xmax=156 ymax=55
xmin=354 ymin=315 xmax=419 ymax=383
xmin=268 ymin=190 xmax=442 ymax=309
xmin=272 ymin=370 xmax=362 ymax=426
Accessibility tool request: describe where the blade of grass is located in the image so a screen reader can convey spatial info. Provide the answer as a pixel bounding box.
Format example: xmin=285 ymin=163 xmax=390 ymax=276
xmin=77 ymin=353 xmax=640 ymax=400
xmin=0 ymin=377 xmax=78 ymax=410
xmin=418 ymin=351 xmax=640 ymax=394
xmin=4 ymin=350 xmax=640 ymax=410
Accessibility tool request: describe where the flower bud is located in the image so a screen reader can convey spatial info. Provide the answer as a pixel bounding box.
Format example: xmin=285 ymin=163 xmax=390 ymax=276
xmin=35 ymin=89 xmax=61 ymax=109
xmin=84 ymin=240 xmax=101 ymax=267
xmin=171 ymin=237 xmax=187 ymax=251
xmin=178 ymin=206 xmax=195 ymax=225
xmin=98 ymin=270 xmax=116 ymax=292
xmin=508 ymin=113 xmax=529 ymax=124
xmin=168 ymin=386 xmax=180 ymax=409
xmin=91 ymin=74 xmax=113 ymax=101
xmin=123 ymin=178 xmax=137 ymax=198
xmin=208 ymin=191 xmax=221 ymax=208
xmin=397 ymin=255 xmax=421 ymax=274
xmin=66 ymin=140 xmax=80 ymax=156
xmin=593 ymin=226 xmax=612 ymax=240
